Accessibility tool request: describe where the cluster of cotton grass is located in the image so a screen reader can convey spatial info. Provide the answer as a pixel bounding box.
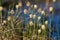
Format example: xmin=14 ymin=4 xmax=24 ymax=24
xmin=0 ymin=0 xmax=55 ymax=40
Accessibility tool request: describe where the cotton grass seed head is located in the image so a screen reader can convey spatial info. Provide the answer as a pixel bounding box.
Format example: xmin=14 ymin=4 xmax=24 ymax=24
xmin=10 ymin=10 xmax=14 ymax=14
xmin=24 ymin=9 xmax=28 ymax=14
xmin=3 ymin=20 xmax=6 ymax=24
xmin=29 ymin=21 xmax=33 ymax=26
xmin=49 ymin=6 xmax=53 ymax=12
xmin=41 ymin=25 xmax=45 ymax=30
xmin=38 ymin=8 xmax=42 ymax=13
xmin=29 ymin=14 xmax=33 ymax=19
xmin=26 ymin=1 xmax=30 ymax=7
xmin=38 ymin=16 xmax=41 ymax=20
xmin=7 ymin=16 xmax=11 ymax=21
xmin=34 ymin=4 xmax=37 ymax=9
xmin=41 ymin=10 xmax=45 ymax=15
xmin=18 ymin=2 xmax=22 ymax=7
xmin=0 ymin=6 xmax=3 ymax=11
xmin=16 ymin=5 xmax=19 ymax=9
xmin=53 ymin=0 xmax=56 ymax=2
xmin=38 ymin=29 xmax=41 ymax=33
xmin=45 ymin=20 xmax=48 ymax=25
xmin=33 ymin=14 xmax=36 ymax=19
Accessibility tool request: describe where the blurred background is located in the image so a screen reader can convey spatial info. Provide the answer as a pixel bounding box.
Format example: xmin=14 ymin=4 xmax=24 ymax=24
xmin=0 ymin=0 xmax=60 ymax=40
